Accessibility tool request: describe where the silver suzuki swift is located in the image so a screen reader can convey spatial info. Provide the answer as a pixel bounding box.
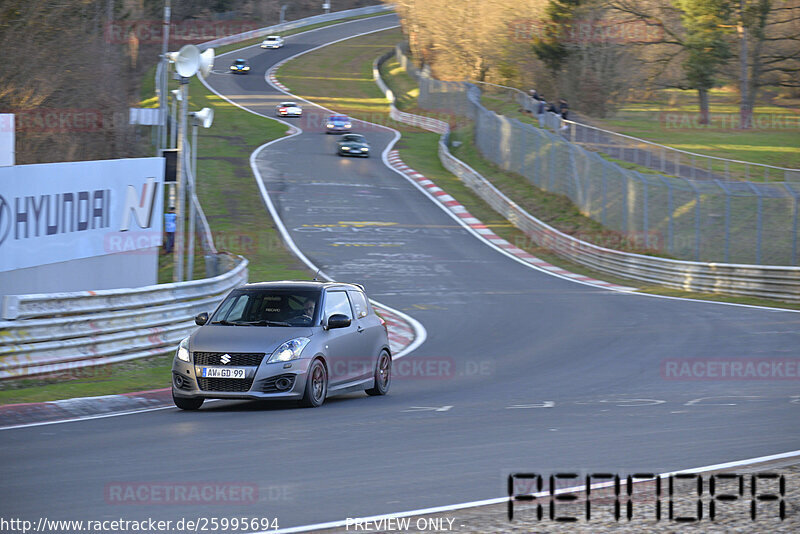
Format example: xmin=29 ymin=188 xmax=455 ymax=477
xmin=171 ymin=281 xmax=392 ymax=409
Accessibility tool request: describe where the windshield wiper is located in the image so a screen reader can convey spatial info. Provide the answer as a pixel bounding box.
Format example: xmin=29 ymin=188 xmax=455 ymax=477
xmin=210 ymin=320 xmax=245 ymax=326
xmin=241 ymin=320 xmax=291 ymax=327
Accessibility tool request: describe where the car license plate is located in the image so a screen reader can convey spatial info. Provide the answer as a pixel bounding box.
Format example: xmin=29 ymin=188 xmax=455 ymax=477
xmin=201 ymin=367 xmax=246 ymax=379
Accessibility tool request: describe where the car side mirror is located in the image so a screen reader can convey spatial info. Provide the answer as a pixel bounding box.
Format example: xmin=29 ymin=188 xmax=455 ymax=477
xmin=325 ymin=313 xmax=351 ymax=330
xmin=195 ymin=312 xmax=209 ymax=326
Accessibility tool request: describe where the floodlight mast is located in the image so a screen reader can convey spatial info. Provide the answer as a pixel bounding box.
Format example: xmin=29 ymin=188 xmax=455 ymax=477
xmin=174 ymin=78 xmax=189 ymax=282
xmin=165 ymin=44 xmax=213 ymax=281
xmin=159 ymin=1 xmax=171 ymax=152
xmin=187 ymin=108 xmax=214 ymax=280
xmin=168 ymin=44 xmax=200 ymax=282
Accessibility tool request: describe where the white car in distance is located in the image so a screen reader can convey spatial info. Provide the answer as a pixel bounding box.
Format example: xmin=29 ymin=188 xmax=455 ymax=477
xmin=276 ymin=102 xmax=302 ymax=117
xmin=261 ymin=36 xmax=284 ymax=49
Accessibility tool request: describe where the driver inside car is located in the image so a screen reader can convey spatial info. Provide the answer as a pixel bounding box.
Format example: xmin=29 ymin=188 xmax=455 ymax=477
xmin=301 ymin=300 xmax=315 ymax=322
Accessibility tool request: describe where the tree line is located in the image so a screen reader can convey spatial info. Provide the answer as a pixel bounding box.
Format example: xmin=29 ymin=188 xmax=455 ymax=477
xmin=1 ymin=0 xmax=373 ymax=165
xmin=392 ymin=0 xmax=800 ymax=123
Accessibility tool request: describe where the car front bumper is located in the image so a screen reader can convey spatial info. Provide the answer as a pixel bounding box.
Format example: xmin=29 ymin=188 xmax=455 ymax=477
xmin=339 ymin=149 xmax=369 ymax=157
xmin=171 ymin=355 xmax=313 ymax=400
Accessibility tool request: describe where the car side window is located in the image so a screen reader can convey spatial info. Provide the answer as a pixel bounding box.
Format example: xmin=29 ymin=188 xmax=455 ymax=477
xmin=223 ymin=295 xmax=248 ymax=322
xmin=348 ymin=290 xmax=369 ymax=318
xmin=324 ymin=291 xmax=352 ymax=319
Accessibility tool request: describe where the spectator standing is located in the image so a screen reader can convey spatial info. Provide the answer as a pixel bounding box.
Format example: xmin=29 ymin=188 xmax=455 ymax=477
xmin=164 ymin=206 xmax=176 ymax=254
xmin=559 ymin=98 xmax=569 ymax=120
xmin=536 ymin=97 xmax=546 ymax=115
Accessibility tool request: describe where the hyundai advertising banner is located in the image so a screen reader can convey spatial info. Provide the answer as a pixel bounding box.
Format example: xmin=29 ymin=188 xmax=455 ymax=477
xmin=0 ymin=158 xmax=164 ymax=272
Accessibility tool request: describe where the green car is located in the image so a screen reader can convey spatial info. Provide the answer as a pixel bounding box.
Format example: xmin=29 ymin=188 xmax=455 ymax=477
xmin=337 ymin=133 xmax=370 ymax=158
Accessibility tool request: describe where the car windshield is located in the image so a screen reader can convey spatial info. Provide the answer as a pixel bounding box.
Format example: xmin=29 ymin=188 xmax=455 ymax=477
xmin=281 ymin=102 xmax=296 ymax=107
xmin=342 ymin=134 xmax=364 ymax=143
xmin=211 ymin=289 xmax=320 ymax=327
xmin=329 ymin=116 xmax=348 ymax=122
xmin=234 ymin=59 xmax=246 ymax=65
xmin=265 ymin=36 xmax=279 ymax=41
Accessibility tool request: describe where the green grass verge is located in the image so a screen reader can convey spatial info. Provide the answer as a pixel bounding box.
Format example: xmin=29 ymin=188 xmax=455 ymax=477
xmin=596 ymin=88 xmax=799 ymax=171
xmin=277 ymin=29 xmax=800 ymax=312
xmin=0 ymin=357 xmax=173 ymax=405
xmin=478 ymin=86 xmax=800 ymax=181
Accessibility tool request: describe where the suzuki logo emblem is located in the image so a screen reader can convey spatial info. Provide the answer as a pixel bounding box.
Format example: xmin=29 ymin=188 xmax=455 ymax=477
xmin=220 ymin=354 xmax=231 ymax=364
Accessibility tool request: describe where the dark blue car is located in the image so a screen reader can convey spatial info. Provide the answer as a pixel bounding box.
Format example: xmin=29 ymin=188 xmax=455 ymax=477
xmin=230 ymin=58 xmax=250 ymax=74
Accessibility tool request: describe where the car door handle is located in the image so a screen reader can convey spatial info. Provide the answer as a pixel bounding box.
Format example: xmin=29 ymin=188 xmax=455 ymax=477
xmin=357 ymin=325 xmax=365 ymax=333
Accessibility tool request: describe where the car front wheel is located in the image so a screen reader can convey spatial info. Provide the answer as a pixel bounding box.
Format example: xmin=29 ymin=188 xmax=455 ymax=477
xmin=300 ymin=359 xmax=328 ymax=407
xmin=366 ymin=351 xmax=391 ymax=396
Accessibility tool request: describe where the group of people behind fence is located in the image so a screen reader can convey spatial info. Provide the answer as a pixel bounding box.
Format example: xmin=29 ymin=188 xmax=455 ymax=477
xmin=528 ymin=89 xmax=568 ymax=121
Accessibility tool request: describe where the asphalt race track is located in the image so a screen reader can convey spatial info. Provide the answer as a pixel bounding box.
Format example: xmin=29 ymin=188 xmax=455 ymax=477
xmin=2 ymin=14 xmax=799 ymax=531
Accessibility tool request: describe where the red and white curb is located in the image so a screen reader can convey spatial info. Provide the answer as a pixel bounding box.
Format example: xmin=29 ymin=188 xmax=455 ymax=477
xmin=385 ymin=150 xmax=635 ymax=292
xmin=268 ymin=58 xmax=291 ymax=93
xmin=374 ymin=305 xmax=416 ymax=355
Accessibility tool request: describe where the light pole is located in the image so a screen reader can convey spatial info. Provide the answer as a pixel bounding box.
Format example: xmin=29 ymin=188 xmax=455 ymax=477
xmin=164 ymin=44 xmax=214 ymax=282
xmin=170 ymin=88 xmax=180 ymax=149
xmin=323 ymin=2 xmax=330 ymax=14
xmin=174 ymin=79 xmax=189 ymax=282
xmin=159 ymin=0 xmax=171 ymax=151
xmin=187 ymin=108 xmax=214 ymax=281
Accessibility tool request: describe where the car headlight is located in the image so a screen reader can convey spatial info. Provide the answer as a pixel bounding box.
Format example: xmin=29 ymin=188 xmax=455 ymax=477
xmin=230 ymin=66 xmax=236 ymax=69
xmin=326 ymin=123 xmax=334 ymax=128
xmin=363 ymin=147 xmax=369 ymax=151
xmin=342 ymin=146 xmax=350 ymax=150
xmin=344 ymin=124 xmax=352 ymax=128
xmin=268 ymin=337 xmax=311 ymax=363
xmin=243 ymin=66 xmax=250 ymax=70
xmin=176 ymin=337 xmax=191 ymax=362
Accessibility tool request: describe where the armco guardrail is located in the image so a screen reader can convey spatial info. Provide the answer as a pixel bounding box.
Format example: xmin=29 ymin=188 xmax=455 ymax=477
xmin=0 ymin=253 xmax=247 ymax=379
xmin=375 ymin=47 xmax=800 ymax=301
xmin=201 ymin=4 xmax=393 ymax=49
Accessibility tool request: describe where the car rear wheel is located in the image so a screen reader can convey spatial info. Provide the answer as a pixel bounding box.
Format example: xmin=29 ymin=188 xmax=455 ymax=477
xmin=366 ymin=351 xmax=391 ymax=396
xmin=173 ymin=394 xmax=204 ymax=410
xmin=300 ymin=359 xmax=327 ymax=407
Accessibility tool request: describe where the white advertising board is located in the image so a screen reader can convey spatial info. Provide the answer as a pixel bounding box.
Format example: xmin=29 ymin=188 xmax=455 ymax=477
xmin=0 ymin=114 xmax=13 ymax=167
xmin=0 ymin=157 xmax=164 ymax=272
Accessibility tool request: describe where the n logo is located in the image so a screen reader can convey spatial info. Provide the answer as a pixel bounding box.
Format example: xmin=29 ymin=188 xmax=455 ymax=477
xmin=120 ymin=177 xmax=158 ymax=231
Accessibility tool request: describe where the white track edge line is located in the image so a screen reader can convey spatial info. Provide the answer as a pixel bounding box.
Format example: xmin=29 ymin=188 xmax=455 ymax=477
xmin=259 ymin=448 xmax=800 ymax=533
